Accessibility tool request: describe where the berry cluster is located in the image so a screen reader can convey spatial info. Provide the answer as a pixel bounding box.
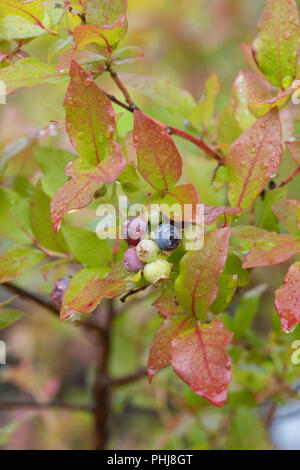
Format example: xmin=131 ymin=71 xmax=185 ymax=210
xmin=122 ymin=216 xmax=181 ymax=286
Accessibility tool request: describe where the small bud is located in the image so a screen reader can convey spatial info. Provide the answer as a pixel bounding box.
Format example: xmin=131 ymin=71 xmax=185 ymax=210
xmin=143 ymin=259 xmax=172 ymax=286
xmin=136 ymin=239 xmax=160 ymax=263
xmin=124 ymin=247 xmax=146 ymax=273
xmin=154 ymin=224 xmax=181 ymax=251
xmin=121 ymin=216 xmax=148 ymax=246
xmin=51 ymin=277 xmax=71 ymax=307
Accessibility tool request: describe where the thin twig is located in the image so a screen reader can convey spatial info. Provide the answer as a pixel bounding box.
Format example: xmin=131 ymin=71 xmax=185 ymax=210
xmin=264 ymin=402 xmax=277 ymax=427
xmin=102 ymin=67 xmax=224 ymax=164
xmin=0 ymin=400 xmax=93 ymax=412
xmin=109 ymin=369 xmax=147 ymax=387
xmin=3 ymin=283 xmax=104 ymax=336
xmin=279 ymin=167 xmax=300 ymax=187
xmin=120 ymin=285 xmax=149 ymax=303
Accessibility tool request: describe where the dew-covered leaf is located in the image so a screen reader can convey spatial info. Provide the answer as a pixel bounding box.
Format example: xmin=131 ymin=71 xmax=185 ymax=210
xmin=275 ymin=261 xmax=300 ymax=332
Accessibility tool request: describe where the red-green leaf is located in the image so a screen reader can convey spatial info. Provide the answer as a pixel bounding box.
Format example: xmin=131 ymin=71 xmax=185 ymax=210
xmin=50 ymin=176 xmax=99 ymax=233
xmin=272 ymin=199 xmax=300 ymax=235
xmin=68 ymin=278 xmax=129 ymax=314
xmin=133 ymin=110 xmax=182 ymax=191
xmin=286 ymin=139 xmax=300 ymax=166
xmin=160 ymin=183 xmax=200 ymax=223
xmin=275 ymin=261 xmax=300 ymax=332
xmin=204 ymin=205 xmax=242 ymax=225
xmin=175 ymin=227 xmax=230 ymax=320
xmin=189 ymin=72 xmax=220 ymax=133
xmin=152 ymin=289 xmax=185 ymax=318
xmin=73 ymin=23 xmax=126 ymax=52
xmin=252 ymin=0 xmax=300 ymax=88
xmin=232 ymin=70 xmax=271 ymax=130
xmin=241 ymin=44 xmax=268 ymax=81
xmin=64 ymin=61 xmax=115 ymax=164
xmin=227 ymin=108 xmax=282 ymax=210
xmin=86 ymin=0 xmax=127 ymax=28
xmin=0 ymin=247 xmax=44 ymax=283
xmin=232 ymin=225 xmax=300 ymax=268
xmin=147 ymin=315 xmax=193 ymax=383
xmin=64 ymin=141 xmax=126 ymax=184
xmin=171 ymin=319 xmax=233 ymax=407
xmin=57 ymin=49 xmax=106 ymax=73
xmin=0 ymin=58 xmax=67 ymax=95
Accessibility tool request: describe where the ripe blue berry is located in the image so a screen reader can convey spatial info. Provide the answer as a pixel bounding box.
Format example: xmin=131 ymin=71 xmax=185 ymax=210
xmin=124 ymin=247 xmax=146 ymax=273
xmin=154 ymin=224 xmax=181 ymax=251
xmin=121 ymin=216 xmax=148 ymax=246
xmin=51 ymin=277 xmax=71 ymax=307
xmin=136 ymin=239 xmax=160 ymax=263
xmin=143 ymin=259 xmax=172 ymax=286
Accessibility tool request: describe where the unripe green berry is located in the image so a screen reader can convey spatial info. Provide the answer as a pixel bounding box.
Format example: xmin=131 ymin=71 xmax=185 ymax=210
xmin=143 ymin=259 xmax=172 ymax=286
xmin=136 ymin=239 xmax=160 ymax=263
xmin=182 ymin=224 xmax=203 ymax=250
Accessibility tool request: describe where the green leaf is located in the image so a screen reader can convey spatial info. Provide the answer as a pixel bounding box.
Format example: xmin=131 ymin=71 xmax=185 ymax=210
xmin=255 ymin=186 xmax=287 ymax=232
xmin=74 ymin=23 xmax=127 ymax=51
xmin=0 ymin=58 xmax=67 ymax=95
xmin=120 ymin=73 xmax=196 ymax=117
xmin=30 ymin=183 xmax=69 ymax=253
xmin=210 ymin=273 xmax=238 ymax=315
xmin=35 ymin=147 xmax=75 ymax=198
xmin=189 ymin=72 xmax=220 ymax=133
xmin=133 ymin=110 xmax=182 ymax=191
xmin=0 ymin=187 xmax=33 ymax=243
xmin=252 ymin=0 xmax=300 ymax=88
xmin=62 ymin=225 xmax=112 ymax=268
xmin=227 ymin=109 xmax=282 ymax=210
xmin=217 ymin=99 xmax=242 ymax=144
xmin=0 ymin=309 xmax=24 ymax=330
xmin=223 ymin=253 xmax=249 ymax=287
xmin=0 ymin=0 xmax=44 ymax=20
xmin=175 ymin=228 xmax=230 ymax=320
xmin=0 ymin=246 xmax=44 ymax=283
xmin=233 ymin=285 xmax=265 ymax=339
xmin=111 ymin=46 xmax=144 ymax=65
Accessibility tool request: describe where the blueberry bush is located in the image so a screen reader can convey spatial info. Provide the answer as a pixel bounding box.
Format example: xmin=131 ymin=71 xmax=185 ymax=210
xmin=0 ymin=0 xmax=300 ymax=450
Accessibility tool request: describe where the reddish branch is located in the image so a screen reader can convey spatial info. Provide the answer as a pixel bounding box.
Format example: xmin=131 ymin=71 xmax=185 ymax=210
xmin=103 ymin=67 xmax=225 ymax=164
xmin=279 ymin=167 xmax=300 ymax=187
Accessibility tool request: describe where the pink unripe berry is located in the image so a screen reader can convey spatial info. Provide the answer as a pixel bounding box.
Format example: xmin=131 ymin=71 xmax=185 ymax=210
xmin=124 ymin=247 xmax=146 ymax=273
xmin=143 ymin=259 xmax=172 ymax=286
xmin=121 ymin=216 xmax=148 ymax=246
xmin=51 ymin=277 xmax=71 ymax=307
xmin=136 ymin=239 xmax=160 ymax=263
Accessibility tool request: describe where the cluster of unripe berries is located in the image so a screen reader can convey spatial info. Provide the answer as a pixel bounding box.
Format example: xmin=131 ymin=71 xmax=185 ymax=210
xmin=122 ymin=216 xmax=181 ymax=286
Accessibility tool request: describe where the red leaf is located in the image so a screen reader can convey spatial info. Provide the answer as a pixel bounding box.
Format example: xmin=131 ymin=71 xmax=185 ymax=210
xmin=286 ymin=140 xmax=300 ymax=167
xmin=50 ymin=176 xmax=99 ymax=233
xmin=160 ymin=183 xmax=200 ymax=222
xmin=204 ymin=205 xmax=242 ymax=225
xmin=133 ymin=110 xmax=182 ymax=191
xmin=241 ymin=44 xmax=269 ymax=81
xmin=147 ymin=315 xmax=193 ymax=383
xmin=171 ymin=319 xmax=233 ymax=407
xmin=272 ymin=199 xmax=300 ymax=235
xmin=227 ymin=108 xmax=282 ymax=210
xmin=175 ymin=227 xmax=230 ymax=320
xmin=152 ymin=289 xmax=185 ymax=318
xmin=275 ymin=261 xmax=300 ymax=332
xmin=232 ymin=226 xmax=300 ymax=268
xmin=64 ymin=61 xmax=115 ymax=164
xmin=69 ymin=278 xmax=129 ymax=314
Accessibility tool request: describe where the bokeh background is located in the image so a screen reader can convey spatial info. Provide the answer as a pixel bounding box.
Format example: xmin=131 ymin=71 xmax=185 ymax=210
xmin=0 ymin=0 xmax=300 ymax=450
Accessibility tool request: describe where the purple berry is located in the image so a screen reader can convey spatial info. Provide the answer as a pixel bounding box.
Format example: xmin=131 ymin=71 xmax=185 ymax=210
xmin=121 ymin=217 xmax=148 ymax=246
xmin=51 ymin=277 xmax=71 ymax=307
xmin=124 ymin=247 xmax=146 ymax=273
